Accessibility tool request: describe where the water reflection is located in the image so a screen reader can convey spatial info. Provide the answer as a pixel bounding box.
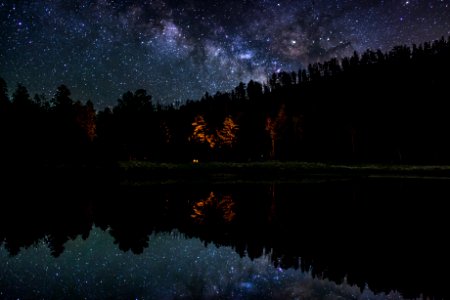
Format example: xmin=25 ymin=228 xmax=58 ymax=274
xmin=191 ymin=192 xmax=236 ymax=224
xmin=0 ymin=227 xmax=403 ymax=300
xmin=0 ymin=178 xmax=449 ymax=299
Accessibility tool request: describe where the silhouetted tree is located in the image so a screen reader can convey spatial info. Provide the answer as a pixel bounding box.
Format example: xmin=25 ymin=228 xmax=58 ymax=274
xmin=12 ymin=83 xmax=34 ymax=110
xmin=0 ymin=77 xmax=11 ymax=161
xmin=234 ymin=82 xmax=246 ymax=101
xmin=113 ymin=89 xmax=154 ymax=160
xmin=247 ymin=80 xmax=263 ymax=102
xmin=2 ymin=36 xmax=450 ymax=164
xmin=53 ymin=84 xmax=73 ymax=114
xmin=0 ymin=77 xmax=9 ymax=110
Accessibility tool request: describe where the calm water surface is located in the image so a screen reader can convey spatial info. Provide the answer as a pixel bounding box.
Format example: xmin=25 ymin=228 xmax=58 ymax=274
xmin=1 ymin=176 xmax=448 ymax=299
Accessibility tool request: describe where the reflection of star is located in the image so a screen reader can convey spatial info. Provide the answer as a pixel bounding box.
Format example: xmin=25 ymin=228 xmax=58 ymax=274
xmin=0 ymin=0 xmax=448 ymax=107
xmin=0 ymin=227 xmax=400 ymax=299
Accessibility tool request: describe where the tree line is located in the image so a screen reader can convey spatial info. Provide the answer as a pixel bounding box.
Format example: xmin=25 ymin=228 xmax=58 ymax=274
xmin=1 ymin=36 xmax=450 ymax=165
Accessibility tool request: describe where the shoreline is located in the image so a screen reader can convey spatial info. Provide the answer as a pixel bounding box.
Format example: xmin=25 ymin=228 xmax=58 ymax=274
xmin=118 ymin=161 xmax=450 ymax=183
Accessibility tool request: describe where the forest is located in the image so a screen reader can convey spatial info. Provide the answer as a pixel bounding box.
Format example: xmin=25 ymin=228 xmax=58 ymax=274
xmin=1 ymin=36 xmax=450 ymax=165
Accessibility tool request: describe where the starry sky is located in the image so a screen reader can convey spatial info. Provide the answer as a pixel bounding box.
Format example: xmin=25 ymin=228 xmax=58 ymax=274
xmin=1 ymin=0 xmax=449 ymax=108
xmin=0 ymin=227 xmax=401 ymax=299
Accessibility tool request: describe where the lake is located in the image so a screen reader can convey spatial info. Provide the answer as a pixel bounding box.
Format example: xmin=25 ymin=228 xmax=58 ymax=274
xmin=1 ymin=175 xmax=448 ymax=299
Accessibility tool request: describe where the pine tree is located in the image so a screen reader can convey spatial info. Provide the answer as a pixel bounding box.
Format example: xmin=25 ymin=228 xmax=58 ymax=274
xmin=218 ymin=116 xmax=239 ymax=148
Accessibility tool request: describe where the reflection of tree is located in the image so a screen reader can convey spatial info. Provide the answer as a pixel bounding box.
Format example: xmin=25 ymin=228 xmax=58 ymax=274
xmin=109 ymin=227 xmax=150 ymax=254
xmin=191 ymin=192 xmax=236 ymax=224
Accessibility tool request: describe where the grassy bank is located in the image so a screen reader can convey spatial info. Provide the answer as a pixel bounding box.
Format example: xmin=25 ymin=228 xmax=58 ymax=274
xmin=118 ymin=161 xmax=450 ymax=183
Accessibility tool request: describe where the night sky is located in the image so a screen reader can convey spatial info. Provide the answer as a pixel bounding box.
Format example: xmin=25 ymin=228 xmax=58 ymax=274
xmin=1 ymin=0 xmax=449 ymax=108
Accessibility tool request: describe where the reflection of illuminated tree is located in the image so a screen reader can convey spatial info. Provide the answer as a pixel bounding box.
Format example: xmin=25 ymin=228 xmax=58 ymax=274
xmin=191 ymin=192 xmax=236 ymax=224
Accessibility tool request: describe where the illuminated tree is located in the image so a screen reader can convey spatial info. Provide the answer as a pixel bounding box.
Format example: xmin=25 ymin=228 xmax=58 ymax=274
xmin=159 ymin=120 xmax=171 ymax=144
xmin=217 ymin=116 xmax=239 ymax=148
xmin=84 ymin=100 xmax=96 ymax=142
xmin=190 ymin=115 xmax=216 ymax=149
xmin=265 ymin=117 xmax=276 ymax=159
xmin=265 ymin=104 xmax=287 ymax=159
xmin=191 ymin=115 xmax=207 ymax=143
xmin=75 ymin=100 xmax=96 ymax=142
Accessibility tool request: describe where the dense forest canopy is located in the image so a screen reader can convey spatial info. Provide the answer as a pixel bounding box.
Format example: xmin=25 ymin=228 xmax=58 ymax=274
xmin=1 ymin=36 xmax=450 ymax=164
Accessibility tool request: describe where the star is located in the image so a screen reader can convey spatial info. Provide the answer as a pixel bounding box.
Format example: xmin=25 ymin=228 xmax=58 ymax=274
xmin=0 ymin=0 xmax=448 ymax=108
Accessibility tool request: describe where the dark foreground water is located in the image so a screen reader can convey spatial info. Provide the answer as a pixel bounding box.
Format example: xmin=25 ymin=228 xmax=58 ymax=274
xmin=1 ymin=174 xmax=448 ymax=299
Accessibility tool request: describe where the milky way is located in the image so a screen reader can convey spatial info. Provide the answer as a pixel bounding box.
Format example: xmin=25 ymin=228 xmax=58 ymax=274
xmin=1 ymin=0 xmax=449 ymax=107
